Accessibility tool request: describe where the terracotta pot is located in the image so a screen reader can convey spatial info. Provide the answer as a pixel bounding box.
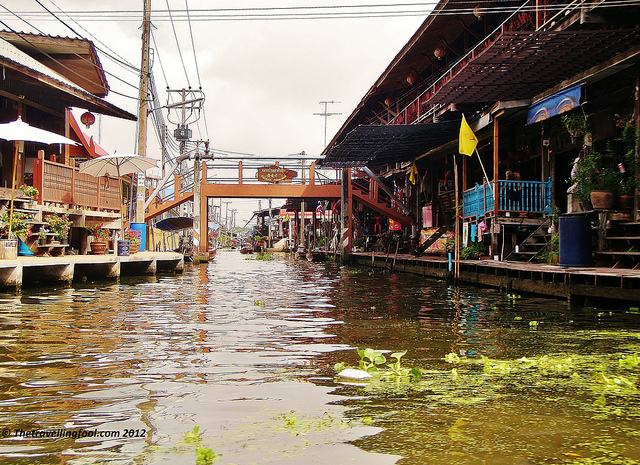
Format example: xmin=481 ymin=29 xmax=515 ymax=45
xmin=90 ymin=241 xmax=107 ymax=255
xmin=616 ymin=194 xmax=634 ymax=210
xmin=590 ymin=190 xmax=615 ymax=210
xmin=129 ymin=242 xmax=140 ymax=254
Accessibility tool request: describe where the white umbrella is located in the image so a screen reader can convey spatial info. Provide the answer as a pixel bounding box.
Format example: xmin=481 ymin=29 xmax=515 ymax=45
xmin=78 ymin=153 xmax=158 ymax=231
xmin=0 ymin=116 xmax=78 ymax=239
xmin=0 ymin=116 xmax=78 ymax=146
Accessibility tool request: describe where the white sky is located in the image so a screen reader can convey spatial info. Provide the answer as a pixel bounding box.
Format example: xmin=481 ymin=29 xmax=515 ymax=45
xmin=0 ymin=1 xmax=428 ymax=222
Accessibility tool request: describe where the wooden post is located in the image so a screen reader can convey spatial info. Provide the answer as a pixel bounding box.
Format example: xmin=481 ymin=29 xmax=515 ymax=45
xmin=634 ymin=69 xmax=640 ymax=221
xmin=492 ymin=111 xmax=504 ymax=257
xmin=238 ymin=161 xmax=243 ymax=185
xmin=340 ymin=167 xmax=353 ymax=263
xmin=454 ymin=155 xmax=460 ymax=281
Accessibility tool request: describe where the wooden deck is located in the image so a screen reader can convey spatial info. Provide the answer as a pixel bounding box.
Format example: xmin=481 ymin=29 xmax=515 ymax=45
xmin=352 ymin=252 xmax=640 ymax=303
xmin=0 ymin=252 xmax=184 ymax=291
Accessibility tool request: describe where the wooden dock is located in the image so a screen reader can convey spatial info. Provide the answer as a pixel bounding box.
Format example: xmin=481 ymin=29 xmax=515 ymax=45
xmin=353 ymin=252 xmax=640 ymax=304
xmin=0 ymin=252 xmax=184 ymax=291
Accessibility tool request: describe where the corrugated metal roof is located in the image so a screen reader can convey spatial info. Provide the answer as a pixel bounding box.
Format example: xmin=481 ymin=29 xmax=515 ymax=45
xmin=320 ymin=119 xmax=461 ymax=168
xmin=0 ymin=36 xmax=135 ymax=120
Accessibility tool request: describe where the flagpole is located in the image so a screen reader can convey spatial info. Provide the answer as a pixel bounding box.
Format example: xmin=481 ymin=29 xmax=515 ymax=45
xmin=475 ymin=148 xmax=495 ymax=197
xmin=453 ymin=154 xmax=460 ymax=282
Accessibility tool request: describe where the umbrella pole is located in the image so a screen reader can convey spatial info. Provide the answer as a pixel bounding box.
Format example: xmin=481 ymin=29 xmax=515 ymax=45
xmin=8 ymin=142 xmax=20 ymax=239
xmin=118 ymin=168 xmax=124 ymax=233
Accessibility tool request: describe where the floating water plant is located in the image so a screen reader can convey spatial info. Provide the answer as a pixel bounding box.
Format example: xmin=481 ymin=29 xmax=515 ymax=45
xmin=184 ymin=426 xmax=203 ymax=444
xmin=336 ymin=348 xmax=421 ymax=384
xmin=196 ymin=446 xmax=220 ymax=464
xmin=357 ymin=348 xmax=386 ymax=374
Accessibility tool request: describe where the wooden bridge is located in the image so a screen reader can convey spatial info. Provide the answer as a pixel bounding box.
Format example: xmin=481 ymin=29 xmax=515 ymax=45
xmin=144 ymin=160 xmax=412 ymax=252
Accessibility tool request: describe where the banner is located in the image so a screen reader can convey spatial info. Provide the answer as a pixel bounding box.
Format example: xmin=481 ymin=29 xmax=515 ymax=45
xmin=527 ymin=85 xmax=582 ymax=125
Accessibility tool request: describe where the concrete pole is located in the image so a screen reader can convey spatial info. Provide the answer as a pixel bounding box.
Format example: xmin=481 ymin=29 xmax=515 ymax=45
xmin=135 ymin=0 xmax=151 ymax=224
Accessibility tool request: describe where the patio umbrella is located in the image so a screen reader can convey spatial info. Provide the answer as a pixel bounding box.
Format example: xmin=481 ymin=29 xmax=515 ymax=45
xmin=78 ymin=153 xmax=158 ymax=231
xmin=0 ymin=116 xmax=78 ymax=239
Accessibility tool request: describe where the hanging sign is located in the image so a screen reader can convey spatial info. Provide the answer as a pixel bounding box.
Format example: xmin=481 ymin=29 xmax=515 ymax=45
xmin=389 ymin=219 xmax=402 ymax=231
xmin=256 ymin=164 xmax=297 ymax=183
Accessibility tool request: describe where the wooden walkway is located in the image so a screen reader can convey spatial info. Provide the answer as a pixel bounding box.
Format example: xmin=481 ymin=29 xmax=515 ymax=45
xmin=0 ymin=252 xmax=184 ymax=291
xmin=353 ymin=252 xmax=640 ymax=303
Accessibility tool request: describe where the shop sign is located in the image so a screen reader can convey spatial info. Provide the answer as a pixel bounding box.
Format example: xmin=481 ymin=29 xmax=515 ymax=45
xmin=256 ymin=164 xmax=297 ymax=183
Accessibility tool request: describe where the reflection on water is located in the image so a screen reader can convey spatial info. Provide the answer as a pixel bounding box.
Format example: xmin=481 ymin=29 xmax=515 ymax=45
xmin=0 ymin=250 xmax=639 ymax=464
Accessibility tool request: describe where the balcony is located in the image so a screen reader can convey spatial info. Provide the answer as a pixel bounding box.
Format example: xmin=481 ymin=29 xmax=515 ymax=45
xmin=463 ymin=179 xmax=552 ymax=219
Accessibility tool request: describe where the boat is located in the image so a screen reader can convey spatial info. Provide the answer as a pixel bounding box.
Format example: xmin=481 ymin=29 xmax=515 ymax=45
xmin=240 ymin=243 xmax=253 ymax=254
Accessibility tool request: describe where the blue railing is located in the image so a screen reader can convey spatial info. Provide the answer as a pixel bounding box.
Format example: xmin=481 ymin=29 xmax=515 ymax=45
xmin=463 ymin=179 xmax=552 ymax=218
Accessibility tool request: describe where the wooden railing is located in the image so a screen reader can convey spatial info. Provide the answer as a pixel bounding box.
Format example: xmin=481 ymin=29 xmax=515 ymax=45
xmin=32 ymin=151 xmax=121 ymax=212
xmin=463 ymin=179 xmax=552 ymax=219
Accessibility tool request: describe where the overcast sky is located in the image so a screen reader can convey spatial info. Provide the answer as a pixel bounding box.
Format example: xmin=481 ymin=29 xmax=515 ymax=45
xmin=1 ymin=1 xmax=429 ymax=222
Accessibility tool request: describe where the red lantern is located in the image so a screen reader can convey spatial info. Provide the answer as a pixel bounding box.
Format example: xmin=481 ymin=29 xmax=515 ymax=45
xmin=80 ymin=112 xmax=95 ymax=128
xmin=434 ymin=47 xmax=446 ymax=60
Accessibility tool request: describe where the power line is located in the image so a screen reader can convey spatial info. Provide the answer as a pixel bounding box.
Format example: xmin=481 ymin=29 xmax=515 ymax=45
xmin=40 ymin=0 xmax=139 ymax=74
xmin=164 ymin=0 xmax=191 ymax=88
xmin=4 ymin=1 xmax=640 ymax=21
xmin=0 ymin=8 xmax=139 ymax=101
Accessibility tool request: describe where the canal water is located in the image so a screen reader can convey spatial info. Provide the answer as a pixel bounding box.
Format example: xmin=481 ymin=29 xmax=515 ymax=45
xmin=1 ymin=250 xmax=640 ymax=464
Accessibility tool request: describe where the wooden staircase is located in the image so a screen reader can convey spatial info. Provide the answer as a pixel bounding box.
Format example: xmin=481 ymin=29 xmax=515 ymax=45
xmin=351 ymin=184 xmax=412 ymax=227
xmin=505 ymin=218 xmax=553 ymax=262
xmin=595 ymin=220 xmax=640 ymax=269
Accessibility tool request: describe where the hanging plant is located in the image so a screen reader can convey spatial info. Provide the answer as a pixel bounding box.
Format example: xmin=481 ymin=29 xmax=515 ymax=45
xmin=561 ymin=112 xmax=589 ymax=140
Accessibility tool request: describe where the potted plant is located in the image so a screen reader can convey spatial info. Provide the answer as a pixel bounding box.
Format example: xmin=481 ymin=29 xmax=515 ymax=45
xmin=0 ymin=212 xmax=32 ymax=258
xmin=19 ymin=184 xmax=39 ymax=201
xmin=570 ymin=145 xmax=621 ymax=209
xmin=44 ymin=213 xmax=72 ymax=244
xmin=87 ymin=223 xmax=110 ymax=254
xmin=614 ymin=111 xmax=639 ymax=209
xmin=121 ymin=228 xmax=141 ymax=254
xmin=561 ymin=112 xmax=589 ymax=145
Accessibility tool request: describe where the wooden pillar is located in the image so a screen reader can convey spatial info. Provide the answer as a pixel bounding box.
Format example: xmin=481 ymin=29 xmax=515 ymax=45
xmin=238 ymin=161 xmax=243 ymax=185
xmin=634 ymin=69 xmax=640 ymax=221
xmin=300 ymin=201 xmax=305 ymax=247
xmin=340 ymin=167 xmax=353 ymax=262
xmin=492 ymin=111 xmax=504 ymax=256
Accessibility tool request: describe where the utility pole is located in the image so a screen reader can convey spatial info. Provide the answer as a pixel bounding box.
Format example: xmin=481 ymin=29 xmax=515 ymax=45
xmin=135 ymin=0 xmax=151 ymax=227
xmin=313 ymin=101 xmax=341 ymax=148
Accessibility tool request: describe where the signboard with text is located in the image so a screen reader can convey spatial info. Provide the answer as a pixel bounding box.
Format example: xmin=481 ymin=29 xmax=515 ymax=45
xmin=256 ymin=165 xmax=297 ymax=183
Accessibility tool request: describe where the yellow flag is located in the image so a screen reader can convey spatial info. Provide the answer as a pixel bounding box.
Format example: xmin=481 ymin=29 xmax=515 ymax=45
xmin=409 ymin=162 xmax=418 ymax=185
xmin=459 ymin=115 xmax=478 ymax=156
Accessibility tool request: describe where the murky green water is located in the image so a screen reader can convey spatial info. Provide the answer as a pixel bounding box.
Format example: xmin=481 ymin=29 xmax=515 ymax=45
xmin=1 ymin=250 xmax=640 ymax=464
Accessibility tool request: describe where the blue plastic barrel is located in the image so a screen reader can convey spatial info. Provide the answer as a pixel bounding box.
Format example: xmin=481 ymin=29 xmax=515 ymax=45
xmin=559 ymin=214 xmax=591 ymax=267
xmin=130 ymin=223 xmax=146 ymax=252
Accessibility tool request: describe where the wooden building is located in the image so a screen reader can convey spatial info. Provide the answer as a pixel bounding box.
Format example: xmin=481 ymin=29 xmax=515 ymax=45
xmin=0 ymin=31 xmax=136 ymax=255
xmin=321 ymin=0 xmax=640 ymax=267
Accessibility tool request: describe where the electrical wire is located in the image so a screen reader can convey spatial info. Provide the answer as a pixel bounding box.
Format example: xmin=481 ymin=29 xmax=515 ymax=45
xmin=4 ymin=1 xmax=640 ymax=22
xmin=41 ymin=0 xmax=139 ymax=74
xmin=0 ymin=12 xmax=139 ymax=101
xmin=164 ymin=0 xmax=191 ymax=88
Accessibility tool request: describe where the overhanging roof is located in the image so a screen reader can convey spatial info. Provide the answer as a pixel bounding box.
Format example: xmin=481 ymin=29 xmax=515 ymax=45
xmin=0 ymin=31 xmax=109 ymax=97
xmin=426 ymin=29 xmax=640 ymax=105
xmin=320 ymin=120 xmax=461 ymax=168
xmin=0 ymin=36 xmax=135 ymax=120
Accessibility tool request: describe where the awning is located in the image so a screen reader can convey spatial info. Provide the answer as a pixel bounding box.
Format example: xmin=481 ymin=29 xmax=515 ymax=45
xmin=155 ymin=216 xmax=193 ymax=232
xmin=319 ymin=120 xmax=461 ymax=168
xmin=425 ymin=29 xmax=640 ymax=106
